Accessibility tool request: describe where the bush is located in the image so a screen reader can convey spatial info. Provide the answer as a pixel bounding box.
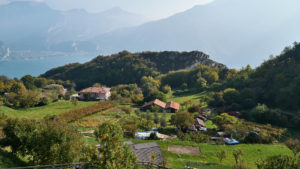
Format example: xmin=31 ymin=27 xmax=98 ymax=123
xmin=161 ymin=85 xmax=171 ymax=94
xmin=177 ymin=130 xmax=209 ymax=143
xmin=148 ymin=132 xmax=159 ymax=140
xmin=188 ymin=105 xmax=201 ymax=113
xmin=39 ymin=97 xmax=49 ymax=106
xmin=122 ymin=107 xmax=132 ymax=114
xmin=256 ymin=155 xmax=299 ymax=169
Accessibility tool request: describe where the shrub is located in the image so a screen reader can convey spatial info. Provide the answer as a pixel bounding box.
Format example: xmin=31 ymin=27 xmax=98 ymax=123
xmin=216 ymin=149 xmax=226 ymax=164
xmin=177 ymin=130 xmax=209 ymax=143
xmin=170 ymin=111 xmax=195 ymax=130
xmin=188 ymin=105 xmax=201 ymax=113
xmin=39 ymin=97 xmax=49 ymax=106
xmin=148 ymin=132 xmax=159 ymax=140
xmin=161 ymin=85 xmax=171 ymax=94
xmin=256 ymin=155 xmax=299 ymax=169
xmin=122 ymin=107 xmax=132 ymax=114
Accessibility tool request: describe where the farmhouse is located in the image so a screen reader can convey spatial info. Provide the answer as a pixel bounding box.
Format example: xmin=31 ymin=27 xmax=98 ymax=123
xmin=79 ymin=87 xmax=111 ymax=100
xmin=141 ymin=99 xmax=166 ymax=110
xmin=165 ymin=101 xmax=180 ymax=113
xmin=141 ymin=99 xmax=180 ymax=113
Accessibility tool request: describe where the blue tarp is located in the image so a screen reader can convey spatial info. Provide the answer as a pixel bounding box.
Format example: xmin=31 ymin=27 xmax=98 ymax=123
xmin=224 ymin=138 xmax=240 ymax=145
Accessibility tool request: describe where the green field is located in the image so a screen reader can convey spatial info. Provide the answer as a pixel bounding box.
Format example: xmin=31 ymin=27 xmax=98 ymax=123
xmin=0 ymin=101 xmax=97 ymax=119
xmin=82 ymin=136 xmax=291 ymax=169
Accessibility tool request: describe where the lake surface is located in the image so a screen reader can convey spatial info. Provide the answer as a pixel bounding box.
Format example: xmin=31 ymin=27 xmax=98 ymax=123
xmin=0 ymin=55 xmax=93 ymax=78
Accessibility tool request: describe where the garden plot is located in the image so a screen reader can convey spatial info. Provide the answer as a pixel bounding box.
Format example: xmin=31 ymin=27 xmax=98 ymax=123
xmin=168 ymin=145 xmax=200 ymax=155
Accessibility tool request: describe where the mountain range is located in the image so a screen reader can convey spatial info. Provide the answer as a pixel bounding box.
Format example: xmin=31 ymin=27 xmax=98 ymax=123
xmin=0 ymin=0 xmax=300 ymax=77
xmin=0 ymin=1 xmax=147 ymax=56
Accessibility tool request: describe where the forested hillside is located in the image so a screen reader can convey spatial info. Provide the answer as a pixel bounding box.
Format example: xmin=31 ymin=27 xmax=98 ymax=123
xmin=202 ymin=42 xmax=300 ymax=128
xmin=41 ymin=51 xmax=225 ymax=89
xmin=222 ymin=42 xmax=300 ymax=111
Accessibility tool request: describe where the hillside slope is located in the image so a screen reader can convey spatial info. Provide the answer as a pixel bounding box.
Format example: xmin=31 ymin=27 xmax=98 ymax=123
xmin=41 ymin=51 xmax=225 ymax=89
xmin=223 ymin=42 xmax=300 ymax=112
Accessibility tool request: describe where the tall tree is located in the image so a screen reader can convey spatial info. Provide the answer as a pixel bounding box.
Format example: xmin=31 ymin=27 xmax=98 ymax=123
xmin=94 ymin=122 xmax=139 ymax=169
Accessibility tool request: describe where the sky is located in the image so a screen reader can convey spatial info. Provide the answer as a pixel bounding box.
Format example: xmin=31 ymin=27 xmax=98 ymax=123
xmin=0 ymin=0 xmax=214 ymax=20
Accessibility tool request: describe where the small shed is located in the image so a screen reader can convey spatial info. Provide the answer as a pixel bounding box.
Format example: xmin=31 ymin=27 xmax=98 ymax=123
xmin=195 ymin=118 xmax=206 ymax=128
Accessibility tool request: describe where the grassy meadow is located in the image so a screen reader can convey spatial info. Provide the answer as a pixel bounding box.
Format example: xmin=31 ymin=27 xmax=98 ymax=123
xmin=0 ymin=101 xmax=97 ymax=119
xmin=82 ymin=135 xmax=291 ymax=169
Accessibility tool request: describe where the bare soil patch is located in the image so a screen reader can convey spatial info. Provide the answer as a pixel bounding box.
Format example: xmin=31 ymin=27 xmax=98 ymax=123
xmin=167 ymin=145 xmax=200 ymax=155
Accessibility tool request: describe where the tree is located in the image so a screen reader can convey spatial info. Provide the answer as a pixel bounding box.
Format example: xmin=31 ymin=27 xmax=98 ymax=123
xmin=216 ymin=149 xmax=226 ymax=164
xmin=94 ymin=122 xmax=139 ymax=169
xmin=21 ymin=75 xmax=36 ymax=90
xmin=196 ymin=77 xmax=207 ymax=90
xmin=122 ymin=107 xmax=132 ymax=114
xmin=285 ymin=139 xmax=300 ymax=158
xmin=34 ymin=78 xmax=48 ymax=88
xmin=140 ymin=76 xmax=161 ymax=97
xmin=170 ymin=111 xmax=195 ymax=130
xmin=208 ymin=92 xmax=224 ymax=107
xmin=212 ymin=113 xmax=238 ymax=130
xmin=203 ymin=70 xmax=219 ymax=84
xmin=93 ymin=83 xmax=102 ymax=87
xmin=153 ymin=112 xmax=159 ymax=127
xmin=0 ymin=119 xmax=90 ymax=165
xmin=9 ymin=82 xmax=26 ymax=94
xmin=188 ymin=105 xmax=201 ymax=113
xmin=71 ymin=97 xmax=78 ymax=106
xmin=161 ymin=85 xmax=172 ymax=94
xmin=146 ymin=111 xmax=153 ymax=121
xmin=256 ymin=155 xmax=299 ymax=169
xmin=160 ymin=113 xmax=167 ymax=128
xmin=145 ymin=90 xmax=167 ymax=102
xmin=223 ymin=88 xmax=240 ymax=105
xmin=233 ymin=149 xmax=244 ymax=165
xmin=6 ymin=89 xmax=41 ymax=108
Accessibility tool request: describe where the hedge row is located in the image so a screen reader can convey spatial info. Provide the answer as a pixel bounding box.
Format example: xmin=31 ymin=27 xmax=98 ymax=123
xmin=58 ymin=101 xmax=116 ymax=122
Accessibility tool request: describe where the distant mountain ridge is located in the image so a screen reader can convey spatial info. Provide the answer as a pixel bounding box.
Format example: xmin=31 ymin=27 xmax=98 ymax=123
xmin=90 ymin=0 xmax=300 ymax=68
xmin=0 ymin=1 xmax=148 ymax=60
xmin=41 ymin=51 xmax=225 ymax=89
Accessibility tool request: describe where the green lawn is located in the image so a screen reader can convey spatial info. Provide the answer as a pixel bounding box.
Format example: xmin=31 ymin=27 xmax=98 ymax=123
xmin=168 ymin=89 xmax=208 ymax=111
xmin=130 ymin=140 xmax=291 ymax=169
xmin=83 ymin=135 xmax=291 ymax=169
xmin=0 ymin=101 xmax=97 ymax=119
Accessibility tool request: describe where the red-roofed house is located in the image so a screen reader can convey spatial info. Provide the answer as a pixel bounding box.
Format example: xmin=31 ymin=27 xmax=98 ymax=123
xmin=141 ymin=99 xmax=180 ymax=113
xmin=141 ymin=99 xmax=166 ymax=110
xmin=165 ymin=101 xmax=180 ymax=113
xmin=79 ymin=87 xmax=111 ymax=100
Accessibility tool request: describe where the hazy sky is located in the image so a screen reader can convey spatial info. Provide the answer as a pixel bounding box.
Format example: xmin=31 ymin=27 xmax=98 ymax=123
xmin=1 ymin=0 xmax=214 ymax=20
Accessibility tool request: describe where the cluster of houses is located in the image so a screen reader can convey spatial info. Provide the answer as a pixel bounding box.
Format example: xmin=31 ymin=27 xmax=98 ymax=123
xmin=141 ymin=99 xmax=180 ymax=113
xmin=189 ymin=114 xmax=208 ymax=132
